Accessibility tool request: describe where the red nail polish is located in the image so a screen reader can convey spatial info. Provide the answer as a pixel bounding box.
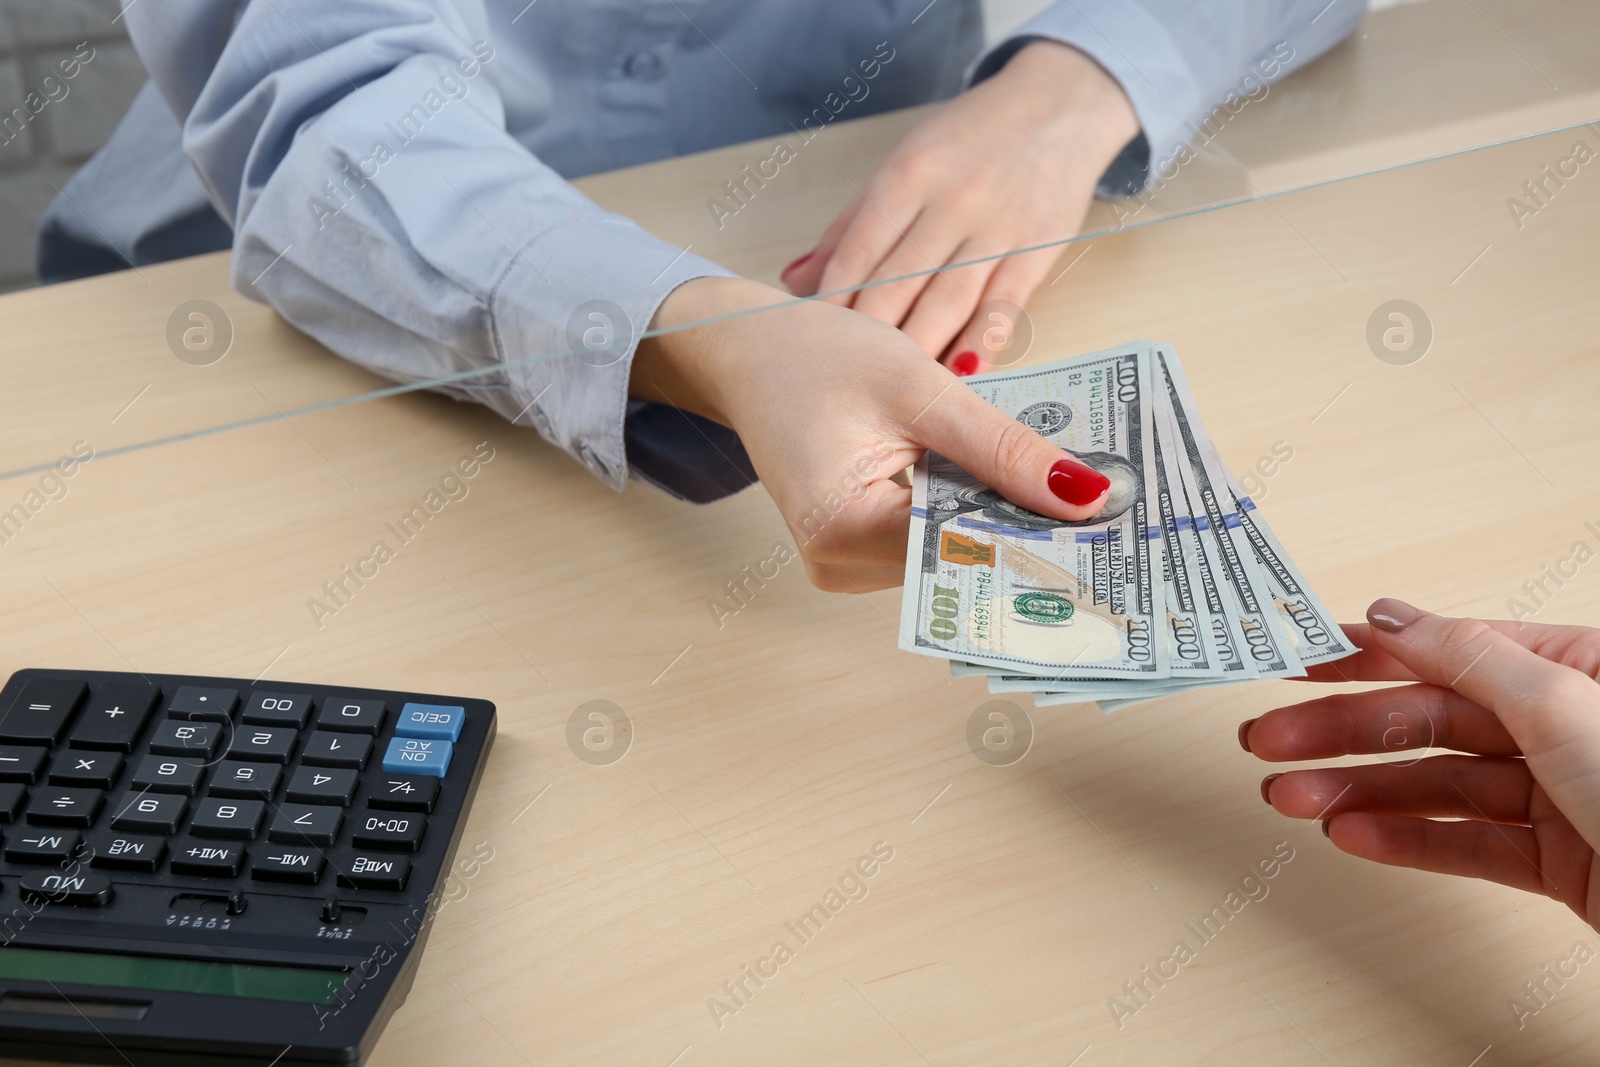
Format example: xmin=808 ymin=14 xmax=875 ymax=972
xmin=1260 ymin=773 xmax=1282 ymax=805
xmin=781 ymin=251 xmax=813 ymax=277
xmin=950 ymin=351 xmax=981 ymax=377
xmin=1047 ymin=459 xmax=1110 ymax=507
xmin=1238 ymin=718 xmax=1257 ymax=753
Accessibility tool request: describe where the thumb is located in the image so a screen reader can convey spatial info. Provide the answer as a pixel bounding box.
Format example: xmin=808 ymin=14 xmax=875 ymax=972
xmin=1362 ymin=599 xmax=1600 ymax=758
xmin=1364 ymin=597 xmax=1600 ymax=847
xmin=909 ymin=370 xmax=1111 ymax=522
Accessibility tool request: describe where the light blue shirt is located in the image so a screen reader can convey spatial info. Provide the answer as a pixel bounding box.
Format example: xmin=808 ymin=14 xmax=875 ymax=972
xmin=41 ymin=0 xmax=1364 ymax=503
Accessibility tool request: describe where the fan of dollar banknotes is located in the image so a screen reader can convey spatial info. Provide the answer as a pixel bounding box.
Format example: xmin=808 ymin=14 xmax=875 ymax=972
xmin=898 ymin=341 xmax=1357 ymax=711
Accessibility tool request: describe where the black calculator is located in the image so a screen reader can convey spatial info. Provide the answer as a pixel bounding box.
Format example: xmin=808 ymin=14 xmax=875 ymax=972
xmin=0 ymin=669 xmax=495 ymax=1065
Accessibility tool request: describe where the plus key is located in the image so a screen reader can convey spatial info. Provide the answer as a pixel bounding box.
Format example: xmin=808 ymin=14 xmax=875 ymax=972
xmin=68 ymin=682 xmax=159 ymax=752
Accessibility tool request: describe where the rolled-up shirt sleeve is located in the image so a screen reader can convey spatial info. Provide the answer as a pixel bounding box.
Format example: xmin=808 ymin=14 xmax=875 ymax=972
xmin=124 ymin=0 xmax=745 ymax=501
xmin=974 ymin=0 xmax=1368 ymax=196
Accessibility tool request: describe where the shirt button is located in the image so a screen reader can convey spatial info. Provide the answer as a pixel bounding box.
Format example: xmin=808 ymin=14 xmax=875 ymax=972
xmin=622 ymin=50 xmax=663 ymax=81
xmin=577 ymin=444 xmax=611 ymax=479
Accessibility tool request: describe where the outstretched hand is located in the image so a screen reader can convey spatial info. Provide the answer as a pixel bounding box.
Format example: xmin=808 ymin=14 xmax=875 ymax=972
xmin=1243 ymin=598 xmax=1600 ymax=931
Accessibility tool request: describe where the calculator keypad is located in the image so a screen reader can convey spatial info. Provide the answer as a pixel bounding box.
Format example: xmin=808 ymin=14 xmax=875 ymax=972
xmin=0 ymin=671 xmax=480 ymax=917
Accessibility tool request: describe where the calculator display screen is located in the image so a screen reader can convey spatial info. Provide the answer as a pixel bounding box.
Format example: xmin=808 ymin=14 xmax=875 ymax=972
xmin=0 ymin=947 xmax=346 ymax=1004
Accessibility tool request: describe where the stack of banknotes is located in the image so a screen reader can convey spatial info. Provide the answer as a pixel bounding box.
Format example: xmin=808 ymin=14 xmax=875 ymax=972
xmin=898 ymin=341 xmax=1356 ymax=711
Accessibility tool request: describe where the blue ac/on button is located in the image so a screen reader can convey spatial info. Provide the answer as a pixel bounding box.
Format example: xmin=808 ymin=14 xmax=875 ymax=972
xmin=381 ymin=737 xmax=452 ymax=778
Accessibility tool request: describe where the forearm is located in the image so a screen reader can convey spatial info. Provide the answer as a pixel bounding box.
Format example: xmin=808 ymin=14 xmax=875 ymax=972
xmin=129 ymin=0 xmax=736 ymax=494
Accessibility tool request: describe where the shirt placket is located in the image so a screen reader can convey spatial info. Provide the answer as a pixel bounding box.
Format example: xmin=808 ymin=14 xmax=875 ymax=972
xmin=595 ymin=0 xmax=703 ymax=163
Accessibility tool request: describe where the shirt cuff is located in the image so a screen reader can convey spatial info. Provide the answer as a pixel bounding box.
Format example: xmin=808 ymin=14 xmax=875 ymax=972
xmin=972 ymin=5 xmax=1201 ymax=198
xmin=488 ymin=214 xmax=749 ymax=499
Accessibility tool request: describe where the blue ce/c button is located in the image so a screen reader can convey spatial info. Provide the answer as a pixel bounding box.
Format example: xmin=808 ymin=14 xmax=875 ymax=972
xmin=396 ymin=702 xmax=465 ymax=741
xmin=382 ymin=737 xmax=452 ymax=778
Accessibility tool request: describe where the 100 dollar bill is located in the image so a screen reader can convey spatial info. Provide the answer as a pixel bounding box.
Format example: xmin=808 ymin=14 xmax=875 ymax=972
xmin=898 ymin=345 xmax=1168 ymax=678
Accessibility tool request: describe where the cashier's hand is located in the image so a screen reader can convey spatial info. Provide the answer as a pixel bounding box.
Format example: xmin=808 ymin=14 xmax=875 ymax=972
xmin=779 ymin=40 xmax=1138 ymax=375
xmin=632 ymin=276 xmax=1110 ymax=591
xmin=1243 ymin=599 xmax=1600 ymax=932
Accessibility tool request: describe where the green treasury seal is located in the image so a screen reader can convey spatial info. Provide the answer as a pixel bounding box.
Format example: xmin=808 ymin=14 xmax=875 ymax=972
xmin=1013 ymin=591 xmax=1074 ymax=623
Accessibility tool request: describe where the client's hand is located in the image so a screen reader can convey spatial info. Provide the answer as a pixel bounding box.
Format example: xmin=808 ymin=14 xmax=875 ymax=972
xmin=779 ymin=40 xmax=1138 ymax=375
xmin=632 ymin=276 xmax=1110 ymax=591
xmin=1243 ymin=598 xmax=1600 ymax=931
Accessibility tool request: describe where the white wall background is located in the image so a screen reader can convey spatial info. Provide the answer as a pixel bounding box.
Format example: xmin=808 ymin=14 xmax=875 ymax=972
xmin=0 ymin=0 xmax=144 ymax=291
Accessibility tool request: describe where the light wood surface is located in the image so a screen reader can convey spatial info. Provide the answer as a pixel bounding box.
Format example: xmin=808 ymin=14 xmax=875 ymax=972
xmin=2 ymin=2 xmax=1599 ymax=1064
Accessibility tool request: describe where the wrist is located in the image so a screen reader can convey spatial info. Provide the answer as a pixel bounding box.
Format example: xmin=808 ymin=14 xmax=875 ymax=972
xmin=630 ymin=276 xmax=784 ymax=430
xmin=1005 ymin=39 xmax=1141 ymax=163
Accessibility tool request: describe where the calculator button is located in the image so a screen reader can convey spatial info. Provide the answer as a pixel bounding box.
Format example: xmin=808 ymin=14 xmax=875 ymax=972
xmin=88 ymin=831 xmax=166 ymax=872
xmin=0 ymin=745 xmax=48 ymax=783
xmin=4 ymin=828 xmax=83 ymax=863
xmin=350 ymin=812 xmax=426 ymax=852
xmin=301 ymin=731 xmax=371 ymax=769
xmin=381 ymin=737 xmax=452 ymax=778
xmin=49 ymin=750 xmax=124 ymax=789
xmin=286 ymin=767 xmax=359 ymax=807
xmin=168 ymin=686 xmax=239 ymax=721
xmin=209 ymin=761 xmax=281 ymax=801
xmin=69 ymin=682 xmax=159 ymax=752
xmin=190 ymin=798 xmax=266 ymax=840
xmin=130 ymin=755 xmax=206 ymax=796
xmin=242 ymin=692 xmax=312 ymax=728
xmin=26 ymin=788 xmax=104 ymax=828
xmin=170 ymin=839 xmax=245 ymax=877
xmin=0 ymin=678 xmax=86 ymax=744
xmin=226 ymin=726 xmax=297 ymax=764
xmin=149 ymin=720 xmax=220 ymax=758
xmin=267 ymin=804 xmax=344 ymax=846
xmin=252 ymin=848 xmax=325 ymax=884
xmin=335 ymin=853 xmax=413 ymax=891
xmin=316 ymin=699 xmax=386 ymax=734
xmin=110 ymin=792 xmax=188 ymax=835
xmin=0 ymin=783 xmax=24 ymax=822
xmin=19 ymin=869 xmax=114 ymax=907
xmin=395 ymin=703 xmax=465 ymax=742
xmin=367 ymin=775 xmax=439 ymax=813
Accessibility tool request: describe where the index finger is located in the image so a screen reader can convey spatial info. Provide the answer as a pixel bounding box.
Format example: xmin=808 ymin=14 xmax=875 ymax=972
xmin=782 ymin=195 xmax=864 ymax=297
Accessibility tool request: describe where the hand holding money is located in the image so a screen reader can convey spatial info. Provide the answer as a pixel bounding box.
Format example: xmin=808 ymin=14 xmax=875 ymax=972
xmin=898 ymin=341 xmax=1356 ymax=707
xmin=634 ymin=276 xmax=1115 ymax=590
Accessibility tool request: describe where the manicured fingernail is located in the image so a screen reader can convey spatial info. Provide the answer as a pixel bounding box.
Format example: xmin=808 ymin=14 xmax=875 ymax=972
xmin=1368 ymin=597 xmax=1422 ymax=633
xmin=780 ymin=251 xmax=813 ymax=277
xmin=1321 ymin=817 xmax=1332 ymax=838
xmin=1260 ymin=773 xmax=1282 ymax=805
xmin=950 ymin=351 xmax=981 ymax=377
xmin=1047 ymin=458 xmax=1111 ymax=507
xmin=1238 ymin=719 xmax=1257 ymax=753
